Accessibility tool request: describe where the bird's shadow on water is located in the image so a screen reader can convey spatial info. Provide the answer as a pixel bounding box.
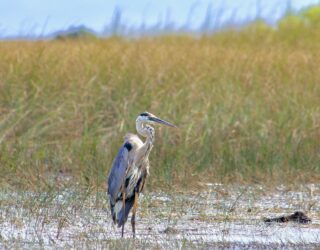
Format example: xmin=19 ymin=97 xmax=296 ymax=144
xmin=0 ymin=184 xmax=319 ymax=248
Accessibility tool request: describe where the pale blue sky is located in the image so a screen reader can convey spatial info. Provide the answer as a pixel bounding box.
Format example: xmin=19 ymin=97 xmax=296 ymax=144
xmin=0 ymin=0 xmax=319 ymax=36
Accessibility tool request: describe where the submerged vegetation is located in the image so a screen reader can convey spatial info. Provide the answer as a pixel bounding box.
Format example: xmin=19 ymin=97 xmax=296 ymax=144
xmin=0 ymin=8 xmax=320 ymax=191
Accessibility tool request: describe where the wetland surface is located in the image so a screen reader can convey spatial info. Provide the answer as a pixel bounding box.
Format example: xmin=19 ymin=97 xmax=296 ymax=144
xmin=0 ymin=184 xmax=319 ymax=249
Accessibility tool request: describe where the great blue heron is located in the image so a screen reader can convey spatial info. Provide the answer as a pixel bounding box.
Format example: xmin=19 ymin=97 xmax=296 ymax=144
xmin=107 ymin=112 xmax=176 ymax=238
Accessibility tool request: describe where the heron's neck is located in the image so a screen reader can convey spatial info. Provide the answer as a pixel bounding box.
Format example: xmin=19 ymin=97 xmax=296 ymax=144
xmin=135 ymin=120 xmax=155 ymax=166
xmin=136 ymin=120 xmax=155 ymax=146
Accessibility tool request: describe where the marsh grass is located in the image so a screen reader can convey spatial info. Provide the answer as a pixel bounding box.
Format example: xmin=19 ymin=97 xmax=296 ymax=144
xmin=0 ymin=30 xmax=319 ymax=190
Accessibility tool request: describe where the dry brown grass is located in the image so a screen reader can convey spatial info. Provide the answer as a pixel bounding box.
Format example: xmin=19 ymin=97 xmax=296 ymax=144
xmin=0 ymin=31 xmax=319 ymax=190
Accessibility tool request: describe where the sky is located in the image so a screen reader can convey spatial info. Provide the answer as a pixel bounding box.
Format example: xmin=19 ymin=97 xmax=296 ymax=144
xmin=0 ymin=0 xmax=319 ymax=37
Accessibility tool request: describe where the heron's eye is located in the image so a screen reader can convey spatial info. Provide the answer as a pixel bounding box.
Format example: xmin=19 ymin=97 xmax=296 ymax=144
xmin=139 ymin=112 xmax=149 ymax=117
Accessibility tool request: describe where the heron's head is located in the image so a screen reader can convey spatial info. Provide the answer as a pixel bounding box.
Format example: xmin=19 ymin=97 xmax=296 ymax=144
xmin=136 ymin=112 xmax=176 ymax=128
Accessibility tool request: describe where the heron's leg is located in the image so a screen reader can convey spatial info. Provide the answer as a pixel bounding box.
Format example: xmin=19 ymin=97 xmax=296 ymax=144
xmin=131 ymin=214 xmax=136 ymax=238
xmin=121 ymin=225 xmax=124 ymax=238
xmin=131 ymin=192 xmax=139 ymax=238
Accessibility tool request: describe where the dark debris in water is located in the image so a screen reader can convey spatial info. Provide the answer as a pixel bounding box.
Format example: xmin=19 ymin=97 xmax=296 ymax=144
xmin=264 ymin=211 xmax=312 ymax=224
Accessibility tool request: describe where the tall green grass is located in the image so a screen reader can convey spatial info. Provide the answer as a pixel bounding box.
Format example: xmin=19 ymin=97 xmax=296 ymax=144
xmin=0 ymin=31 xmax=319 ymax=190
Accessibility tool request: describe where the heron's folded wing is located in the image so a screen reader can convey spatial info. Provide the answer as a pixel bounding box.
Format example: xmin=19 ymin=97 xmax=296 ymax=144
xmin=107 ymin=145 xmax=130 ymax=203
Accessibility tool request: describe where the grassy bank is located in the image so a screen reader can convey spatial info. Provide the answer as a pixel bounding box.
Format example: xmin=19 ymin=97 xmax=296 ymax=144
xmin=0 ymin=31 xmax=319 ymax=190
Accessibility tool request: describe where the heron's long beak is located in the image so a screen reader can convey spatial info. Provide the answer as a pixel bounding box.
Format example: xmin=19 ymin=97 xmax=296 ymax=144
xmin=149 ymin=116 xmax=177 ymax=128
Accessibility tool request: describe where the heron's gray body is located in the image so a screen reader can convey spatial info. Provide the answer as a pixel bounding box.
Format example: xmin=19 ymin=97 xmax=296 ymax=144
xmin=107 ymin=112 xmax=175 ymax=237
xmin=108 ymin=133 xmax=152 ymax=227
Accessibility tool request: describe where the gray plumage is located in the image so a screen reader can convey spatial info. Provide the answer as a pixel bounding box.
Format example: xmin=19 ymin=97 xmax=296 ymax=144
xmin=108 ymin=145 xmax=130 ymax=206
xmin=107 ymin=145 xmax=130 ymax=224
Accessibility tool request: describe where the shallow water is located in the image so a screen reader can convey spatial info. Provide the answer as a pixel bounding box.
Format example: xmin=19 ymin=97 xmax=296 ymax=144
xmin=0 ymin=184 xmax=319 ymax=249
